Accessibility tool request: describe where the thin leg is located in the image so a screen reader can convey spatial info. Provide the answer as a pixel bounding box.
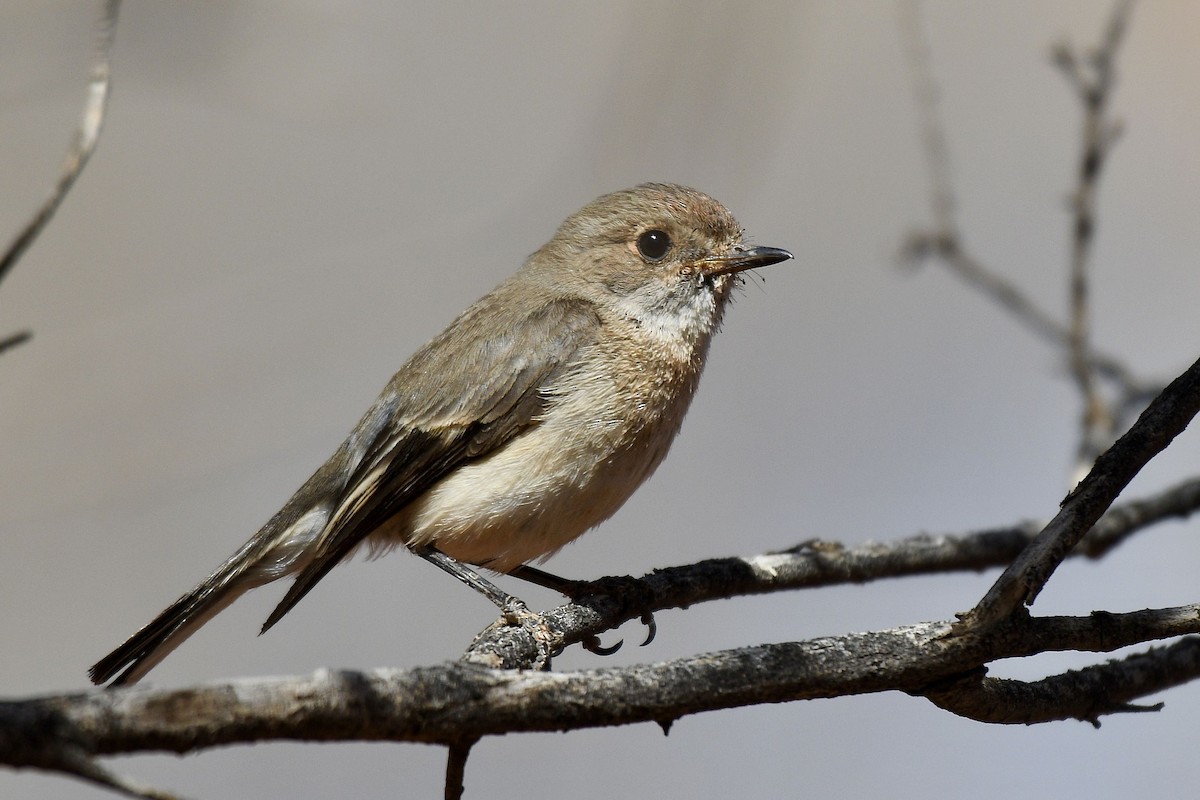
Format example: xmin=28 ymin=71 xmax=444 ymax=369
xmin=416 ymin=546 xmax=517 ymax=610
xmin=507 ymin=564 xmax=585 ymax=596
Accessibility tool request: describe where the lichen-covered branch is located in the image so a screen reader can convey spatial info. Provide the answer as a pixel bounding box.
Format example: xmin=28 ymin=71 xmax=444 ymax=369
xmin=4 ymin=607 xmax=1198 ymax=769
xmin=925 ymin=637 xmax=1200 ymax=726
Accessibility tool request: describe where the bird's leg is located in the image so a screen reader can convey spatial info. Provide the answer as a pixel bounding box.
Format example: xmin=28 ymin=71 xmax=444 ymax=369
xmin=416 ymin=546 xmax=525 ymax=620
xmin=420 ymin=547 xmax=562 ymax=670
xmin=507 ymin=564 xmax=657 ymax=651
xmin=506 ymin=564 xmax=586 ymax=595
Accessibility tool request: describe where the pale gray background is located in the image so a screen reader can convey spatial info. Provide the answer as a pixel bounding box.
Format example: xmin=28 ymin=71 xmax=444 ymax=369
xmin=2 ymin=2 xmax=1199 ymax=798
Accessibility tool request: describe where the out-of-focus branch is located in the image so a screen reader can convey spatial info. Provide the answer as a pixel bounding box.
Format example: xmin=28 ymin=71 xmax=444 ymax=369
xmin=899 ymin=0 xmax=957 ymax=239
xmin=0 ymin=330 xmax=33 ymax=356
xmin=899 ymin=233 xmax=1151 ymax=400
xmin=1053 ymin=0 xmax=1133 ymax=476
xmin=900 ymin=0 xmax=1158 ymax=461
xmin=0 ymin=0 xmax=121 ymax=291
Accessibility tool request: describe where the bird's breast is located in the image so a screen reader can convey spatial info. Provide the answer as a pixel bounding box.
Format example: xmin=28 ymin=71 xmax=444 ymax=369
xmin=385 ymin=317 xmax=715 ymax=571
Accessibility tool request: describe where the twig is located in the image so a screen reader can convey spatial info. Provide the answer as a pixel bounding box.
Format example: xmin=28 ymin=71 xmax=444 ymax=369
xmin=0 ymin=329 xmax=32 ymax=355
xmin=964 ymin=353 xmax=1200 ymax=629
xmin=444 ymin=739 xmax=476 ymax=800
xmin=0 ymin=0 xmax=121 ymax=288
xmin=900 ymin=0 xmax=1158 ymax=458
xmin=1077 ymin=475 xmax=1200 ymax=557
xmin=924 ymin=636 xmax=1198 ymax=727
xmin=899 ymin=0 xmax=957 ymax=238
xmin=900 ymin=233 xmax=1153 ymax=405
xmin=1053 ymin=0 xmax=1134 ymax=476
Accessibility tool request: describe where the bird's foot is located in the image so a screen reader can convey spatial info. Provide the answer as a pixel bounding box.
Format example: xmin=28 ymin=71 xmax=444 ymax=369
xmin=567 ymin=574 xmax=658 ymax=655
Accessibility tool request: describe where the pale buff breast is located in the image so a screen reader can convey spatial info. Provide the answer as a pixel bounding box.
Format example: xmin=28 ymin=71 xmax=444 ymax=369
xmin=376 ymin=304 xmax=718 ymax=572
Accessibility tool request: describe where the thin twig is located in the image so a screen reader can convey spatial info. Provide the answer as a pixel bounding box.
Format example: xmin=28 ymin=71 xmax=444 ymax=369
xmin=900 ymin=0 xmax=1159 ymax=457
xmin=444 ymin=740 xmax=476 ymax=800
xmin=1053 ymin=0 xmax=1134 ymax=477
xmin=1077 ymin=475 xmax=1200 ymax=556
xmin=899 ymin=0 xmax=957 ymax=238
xmin=0 ymin=0 xmax=121 ymax=288
xmin=0 ymin=329 xmax=32 ymax=355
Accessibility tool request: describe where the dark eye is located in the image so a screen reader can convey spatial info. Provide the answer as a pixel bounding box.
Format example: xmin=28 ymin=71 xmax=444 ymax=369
xmin=635 ymin=229 xmax=672 ymax=262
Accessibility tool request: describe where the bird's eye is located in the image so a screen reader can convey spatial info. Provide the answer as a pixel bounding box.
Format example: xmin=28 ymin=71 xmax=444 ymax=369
xmin=635 ymin=229 xmax=672 ymax=262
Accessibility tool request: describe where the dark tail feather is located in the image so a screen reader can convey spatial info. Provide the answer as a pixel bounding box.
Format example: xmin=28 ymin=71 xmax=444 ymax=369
xmin=260 ymin=546 xmax=347 ymax=635
xmin=88 ymin=574 xmax=250 ymax=686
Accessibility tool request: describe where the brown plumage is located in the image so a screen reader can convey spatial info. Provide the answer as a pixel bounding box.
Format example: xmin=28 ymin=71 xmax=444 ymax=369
xmin=89 ymin=183 xmax=791 ymax=685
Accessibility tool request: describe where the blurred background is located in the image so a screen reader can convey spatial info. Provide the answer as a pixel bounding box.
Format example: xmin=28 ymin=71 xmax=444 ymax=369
xmin=2 ymin=1 xmax=1198 ymax=797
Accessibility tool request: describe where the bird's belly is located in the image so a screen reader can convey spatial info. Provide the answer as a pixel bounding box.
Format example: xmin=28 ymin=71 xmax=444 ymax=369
xmin=376 ymin=411 xmax=677 ymax=572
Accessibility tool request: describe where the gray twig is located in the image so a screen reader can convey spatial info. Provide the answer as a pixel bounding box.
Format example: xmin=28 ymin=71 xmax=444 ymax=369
xmin=900 ymin=0 xmax=1158 ymax=463
xmin=0 ymin=0 xmax=121 ymax=289
xmin=1053 ymin=0 xmax=1134 ymax=477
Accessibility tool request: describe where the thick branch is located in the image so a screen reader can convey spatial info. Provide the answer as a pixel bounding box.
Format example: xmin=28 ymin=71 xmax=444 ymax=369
xmin=4 ymin=607 xmax=1198 ymax=767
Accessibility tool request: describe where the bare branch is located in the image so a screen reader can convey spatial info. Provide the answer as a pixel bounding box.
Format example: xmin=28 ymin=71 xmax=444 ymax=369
xmin=1078 ymin=475 xmax=1200 ymax=556
xmin=1054 ymin=0 xmax=1134 ymax=475
xmin=465 ymin=474 xmax=1200 ymax=669
xmin=4 ymin=605 xmax=1199 ymax=777
xmin=2 ymin=465 xmax=1197 ymax=791
xmin=926 ymin=637 xmax=1199 ymax=727
xmin=900 ymin=0 xmax=1159 ymax=449
xmin=0 ymin=329 xmax=32 ymax=355
xmin=444 ymin=740 xmax=476 ymax=800
xmin=965 ymin=354 xmax=1200 ymax=629
xmin=0 ymin=0 xmax=121 ymax=288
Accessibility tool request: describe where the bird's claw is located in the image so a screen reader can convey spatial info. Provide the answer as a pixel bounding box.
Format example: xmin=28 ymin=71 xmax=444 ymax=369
xmin=583 ymin=634 xmax=623 ymax=656
xmin=639 ymin=611 xmax=657 ymax=647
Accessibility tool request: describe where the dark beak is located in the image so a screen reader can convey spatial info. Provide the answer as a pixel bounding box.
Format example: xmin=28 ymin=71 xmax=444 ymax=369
xmin=700 ymin=246 xmax=793 ymax=277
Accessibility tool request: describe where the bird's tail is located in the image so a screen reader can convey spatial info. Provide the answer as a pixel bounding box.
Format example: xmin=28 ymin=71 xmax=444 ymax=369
xmin=88 ymin=536 xmax=286 ymax=686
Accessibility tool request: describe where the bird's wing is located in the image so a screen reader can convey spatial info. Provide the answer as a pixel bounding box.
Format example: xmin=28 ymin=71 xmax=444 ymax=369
xmin=260 ymin=294 xmax=602 ymax=631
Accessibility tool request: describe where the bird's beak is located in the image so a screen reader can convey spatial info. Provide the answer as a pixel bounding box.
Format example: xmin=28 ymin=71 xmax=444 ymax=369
xmin=700 ymin=246 xmax=793 ymax=277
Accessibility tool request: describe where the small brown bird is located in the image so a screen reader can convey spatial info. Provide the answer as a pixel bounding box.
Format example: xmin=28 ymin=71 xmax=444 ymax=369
xmin=89 ymin=183 xmax=792 ymax=685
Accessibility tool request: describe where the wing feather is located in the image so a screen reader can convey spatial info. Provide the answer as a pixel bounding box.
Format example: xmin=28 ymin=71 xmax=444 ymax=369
xmin=261 ymin=295 xmax=601 ymax=630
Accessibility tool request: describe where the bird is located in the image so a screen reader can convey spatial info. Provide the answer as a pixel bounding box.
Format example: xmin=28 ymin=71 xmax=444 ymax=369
xmin=89 ymin=183 xmax=792 ymax=685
